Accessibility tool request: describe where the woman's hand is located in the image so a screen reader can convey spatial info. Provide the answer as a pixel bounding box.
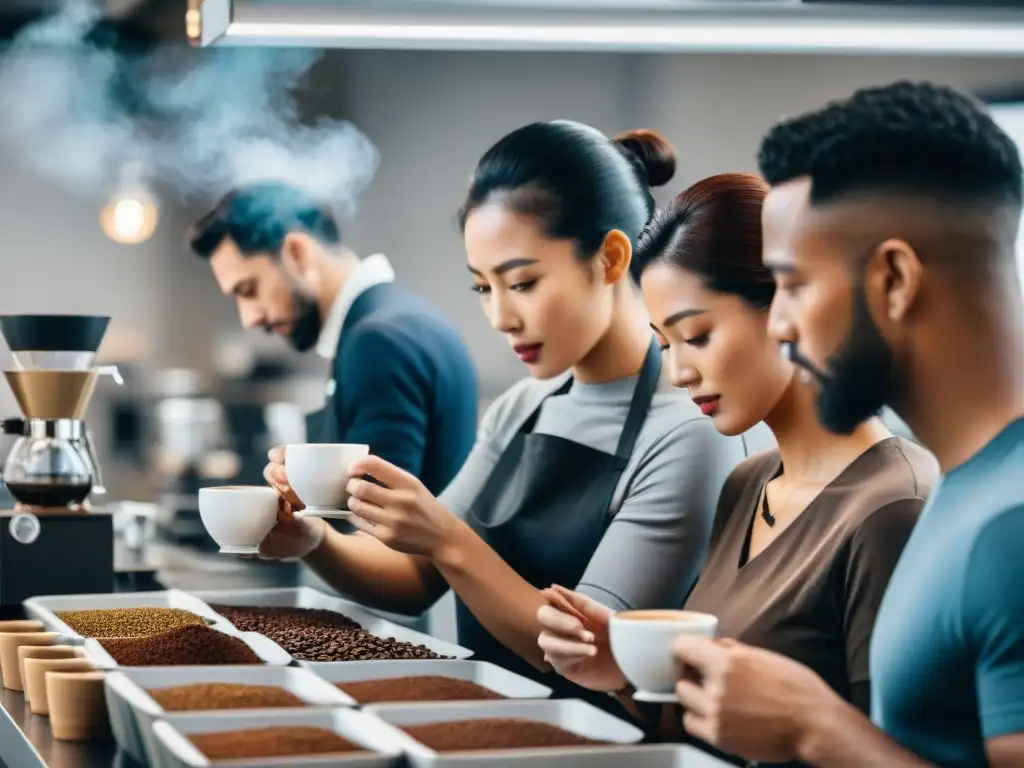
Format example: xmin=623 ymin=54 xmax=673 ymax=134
xmin=537 ymin=585 xmax=626 ymax=692
xmin=345 ymin=455 xmax=461 ymax=560
xmin=258 ymin=446 xmax=324 ymax=561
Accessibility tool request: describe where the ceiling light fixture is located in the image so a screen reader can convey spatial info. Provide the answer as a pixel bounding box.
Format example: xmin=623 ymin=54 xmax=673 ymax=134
xmin=199 ymin=1 xmax=1024 ymax=56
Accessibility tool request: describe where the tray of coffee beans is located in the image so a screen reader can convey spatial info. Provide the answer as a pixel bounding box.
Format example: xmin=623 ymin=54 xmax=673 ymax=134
xmin=364 ymin=699 xmax=645 ymax=763
xmin=105 ymin=666 xmax=357 ymax=766
xmin=152 ymin=707 xmax=405 ymax=767
xmin=83 ymin=623 xmax=292 ymax=669
xmin=187 ymin=586 xmax=472 ymax=661
xmin=313 ymin=660 xmax=551 ymax=704
xmin=23 ymin=589 xmax=230 ymax=641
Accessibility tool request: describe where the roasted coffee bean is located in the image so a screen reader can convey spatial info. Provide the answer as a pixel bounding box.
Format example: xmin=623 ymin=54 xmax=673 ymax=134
xmin=210 ymin=604 xmax=449 ymax=662
xmin=55 ymin=608 xmax=208 ymax=638
xmin=100 ymin=625 xmax=263 ymax=666
xmin=402 ymin=718 xmax=609 ymax=751
xmin=340 ymin=676 xmax=504 ymax=704
xmin=189 ymin=727 xmax=362 ymax=760
xmin=148 ymin=683 xmax=304 ymax=711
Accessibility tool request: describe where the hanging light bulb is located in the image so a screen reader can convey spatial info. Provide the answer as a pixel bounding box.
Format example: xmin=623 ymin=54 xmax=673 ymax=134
xmin=100 ymin=163 xmax=160 ymax=245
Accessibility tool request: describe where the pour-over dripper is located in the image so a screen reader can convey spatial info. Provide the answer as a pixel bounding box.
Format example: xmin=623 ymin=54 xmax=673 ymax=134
xmin=0 ymin=315 xmax=113 ymax=420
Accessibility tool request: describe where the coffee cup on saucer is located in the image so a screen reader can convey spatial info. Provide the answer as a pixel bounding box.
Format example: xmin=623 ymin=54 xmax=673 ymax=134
xmin=198 ymin=485 xmax=279 ymax=555
xmin=609 ymin=609 xmax=718 ymax=703
xmin=285 ymin=443 xmax=370 ymax=519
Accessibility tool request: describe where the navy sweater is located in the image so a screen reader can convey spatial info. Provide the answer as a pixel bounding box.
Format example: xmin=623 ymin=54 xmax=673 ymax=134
xmin=330 ymin=282 xmax=478 ymax=496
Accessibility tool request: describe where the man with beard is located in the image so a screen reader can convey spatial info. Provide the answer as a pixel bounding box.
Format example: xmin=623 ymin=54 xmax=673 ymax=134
xmin=672 ymin=82 xmax=1024 ymax=768
xmin=188 ymin=181 xmax=479 ymax=497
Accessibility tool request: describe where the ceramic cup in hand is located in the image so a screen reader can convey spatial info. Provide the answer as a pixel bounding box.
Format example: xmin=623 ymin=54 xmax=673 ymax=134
xmin=285 ymin=443 xmax=370 ymax=519
xmin=609 ymin=609 xmax=718 ymax=703
xmin=198 ymin=485 xmax=279 ymax=555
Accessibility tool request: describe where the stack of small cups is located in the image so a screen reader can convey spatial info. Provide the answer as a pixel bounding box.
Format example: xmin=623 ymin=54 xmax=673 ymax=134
xmin=0 ymin=619 xmax=108 ymax=741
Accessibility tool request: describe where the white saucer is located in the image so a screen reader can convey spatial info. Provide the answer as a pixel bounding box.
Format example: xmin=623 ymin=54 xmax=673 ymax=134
xmin=633 ymin=690 xmax=679 ymax=704
xmin=219 ymin=545 xmax=260 ymax=555
xmin=295 ymin=507 xmax=353 ymax=520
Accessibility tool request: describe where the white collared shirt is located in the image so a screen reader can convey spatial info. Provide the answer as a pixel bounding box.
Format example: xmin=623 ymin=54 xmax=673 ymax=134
xmin=315 ymin=254 xmax=396 ymax=359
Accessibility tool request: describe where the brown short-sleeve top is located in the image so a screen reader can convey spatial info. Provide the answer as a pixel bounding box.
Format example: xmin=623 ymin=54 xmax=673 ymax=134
xmin=683 ymin=437 xmax=939 ymax=703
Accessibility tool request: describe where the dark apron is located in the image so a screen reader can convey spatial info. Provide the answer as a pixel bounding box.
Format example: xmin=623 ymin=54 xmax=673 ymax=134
xmin=455 ymin=337 xmax=662 ymax=710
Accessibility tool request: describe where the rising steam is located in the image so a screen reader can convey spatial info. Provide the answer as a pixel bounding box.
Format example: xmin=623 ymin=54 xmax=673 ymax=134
xmin=0 ymin=0 xmax=379 ymax=212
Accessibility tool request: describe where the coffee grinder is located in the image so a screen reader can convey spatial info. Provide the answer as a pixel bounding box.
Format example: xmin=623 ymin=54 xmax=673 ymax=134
xmin=0 ymin=314 xmax=120 ymax=607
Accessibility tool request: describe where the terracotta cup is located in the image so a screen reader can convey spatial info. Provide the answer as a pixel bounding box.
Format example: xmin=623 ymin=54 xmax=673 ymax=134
xmin=19 ymin=645 xmax=78 ymax=689
xmin=46 ymin=670 xmax=110 ymax=742
xmin=24 ymin=656 xmax=92 ymax=715
xmin=0 ymin=632 xmax=58 ymax=690
xmin=0 ymin=620 xmax=44 ymax=633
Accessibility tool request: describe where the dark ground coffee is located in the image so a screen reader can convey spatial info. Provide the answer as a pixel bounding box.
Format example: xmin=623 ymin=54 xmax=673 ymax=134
xmin=100 ymin=625 xmax=262 ymax=666
xmin=188 ymin=726 xmax=363 ymax=760
xmin=148 ymin=683 xmax=304 ymax=711
xmin=340 ymin=675 xmax=504 ymax=704
xmin=402 ymin=718 xmax=610 ymax=752
xmin=211 ymin=604 xmax=448 ymax=662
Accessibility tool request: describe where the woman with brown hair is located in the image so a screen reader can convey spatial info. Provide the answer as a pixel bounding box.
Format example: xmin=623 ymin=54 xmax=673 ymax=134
xmin=536 ymin=173 xmax=939 ymax=727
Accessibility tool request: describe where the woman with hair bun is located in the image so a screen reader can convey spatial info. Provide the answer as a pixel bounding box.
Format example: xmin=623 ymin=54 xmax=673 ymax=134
xmin=537 ymin=173 xmax=939 ymax=734
xmin=262 ymin=122 xmax=751 ymax=706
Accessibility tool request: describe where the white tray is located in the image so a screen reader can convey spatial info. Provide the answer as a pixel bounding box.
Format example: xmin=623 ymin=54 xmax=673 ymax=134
xmin=401 ymin=745 xmax=738 ymax=767
xmin=23 ymin=589 xmax=231 ymax=641
xmin=151 ymin=707 xmax=404 ymax=768
xmin=310 ymin=660 xmax=551 ymax=703
xmin=84 ymin=624 xmax=292 ymax=669
xmin=187 ymin=587 xmax=472 ymax=661
xmin=106 ymin=666 xmax=357 ymax=766
xmin=364 ymin=699 xmax=645 ymax=766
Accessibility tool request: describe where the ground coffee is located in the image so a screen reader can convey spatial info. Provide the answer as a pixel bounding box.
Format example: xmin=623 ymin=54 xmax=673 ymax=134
xmin=189 ymin=726 xmax=363 ymax=760
xmin=100 ymin=625 xmax=263 ymax=666
xmin=402 ymin=718 xmax=609 ymax=752
xmin=148 ymin=683 xmax=304 ymax=711
xmin=211 ymin=604 xmax=447 ymax=662
xmin=340 ymin=676 xmax=504 ymax=704
xmin=56 ymin=608 xmax=208 ymax=638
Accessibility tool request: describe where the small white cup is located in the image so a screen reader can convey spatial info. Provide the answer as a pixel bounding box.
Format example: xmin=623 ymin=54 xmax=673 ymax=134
xmin=198 ymin=485 xmax=279 ymax=555
xmin=609 ymin=609 xmax=718 ymax=703
xmin=285 ymin=443 xmax=370 ymax=519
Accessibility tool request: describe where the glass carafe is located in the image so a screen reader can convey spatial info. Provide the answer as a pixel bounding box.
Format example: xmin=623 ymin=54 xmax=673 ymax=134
xmin=1 ymin=422 xmax=94 ymax=508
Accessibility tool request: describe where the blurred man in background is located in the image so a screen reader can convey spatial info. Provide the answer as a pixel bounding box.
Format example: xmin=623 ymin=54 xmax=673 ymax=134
xmin=188 ymin=181 xmax=479 ymax=497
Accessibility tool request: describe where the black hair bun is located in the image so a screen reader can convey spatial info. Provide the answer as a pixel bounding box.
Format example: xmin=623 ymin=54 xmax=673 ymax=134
xmin=614 ymin=129 xmax=677 ymax=188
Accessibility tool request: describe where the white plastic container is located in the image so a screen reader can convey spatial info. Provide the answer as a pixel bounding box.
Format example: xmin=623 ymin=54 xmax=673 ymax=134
xmin=364 ymin=699 xmax=646 ymax=767
xmin=404 ymin=744 xmax=738 ymax=767
xmin=308 ymin=660 xmax=551 ymax=703
xmin=23 ymin=589 xmax=230 ymax=642
xmin=187 ymin=587 xmax=472 ymax=660
xmin=152 ymin=707 xmax=404 ymax=768
xmin=105 ymin=665 xmax=356 ymax=765
xmin=83 ymin=624 xmax=292 ymax=669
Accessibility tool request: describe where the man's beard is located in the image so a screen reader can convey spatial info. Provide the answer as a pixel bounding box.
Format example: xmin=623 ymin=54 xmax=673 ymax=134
xmin=286 ymin=290 xmax=322 ymax=352
xmin=785 ymin=287 xmax=898 ymax=435
xmin=264 ymin=279 xmax=322 ymax=352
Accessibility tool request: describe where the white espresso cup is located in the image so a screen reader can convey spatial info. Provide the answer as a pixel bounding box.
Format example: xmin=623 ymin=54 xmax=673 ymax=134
xmin=285 ymin=443 xmax=370 ymax=519
xmin=609 ymin=609 xmax=719 ymax=703
xmin=198 ymin=485 xmax=279 ymax=555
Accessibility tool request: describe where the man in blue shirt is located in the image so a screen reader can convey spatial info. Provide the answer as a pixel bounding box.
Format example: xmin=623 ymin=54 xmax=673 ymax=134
xmin=673 ymin=82 xmax=1024 ymax=767
xmin=188 ymin=182 xmax=478 ymax=497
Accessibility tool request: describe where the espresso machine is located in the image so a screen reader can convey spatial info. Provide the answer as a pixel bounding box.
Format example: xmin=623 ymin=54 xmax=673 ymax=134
xmin=0 ymin=314 xmax=119 ymax=607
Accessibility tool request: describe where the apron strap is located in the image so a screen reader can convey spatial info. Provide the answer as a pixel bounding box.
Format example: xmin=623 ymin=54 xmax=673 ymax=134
xmin=613 ymin=335 xmax=663 ymax=463
xmin=517 ymin=375 xmax=573 ymax=435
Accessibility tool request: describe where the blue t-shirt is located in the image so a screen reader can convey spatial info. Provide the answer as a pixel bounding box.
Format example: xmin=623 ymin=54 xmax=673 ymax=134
xmin=871 ymin=417 xmax=1024 ymax=767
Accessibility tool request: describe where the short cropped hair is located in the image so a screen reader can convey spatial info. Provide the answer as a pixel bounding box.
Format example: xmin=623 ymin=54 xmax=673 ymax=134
xmin=188 ymin=181 xmax=341 ymax=260
xmin=757 ymin=80 xmax=1023 ymax=207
